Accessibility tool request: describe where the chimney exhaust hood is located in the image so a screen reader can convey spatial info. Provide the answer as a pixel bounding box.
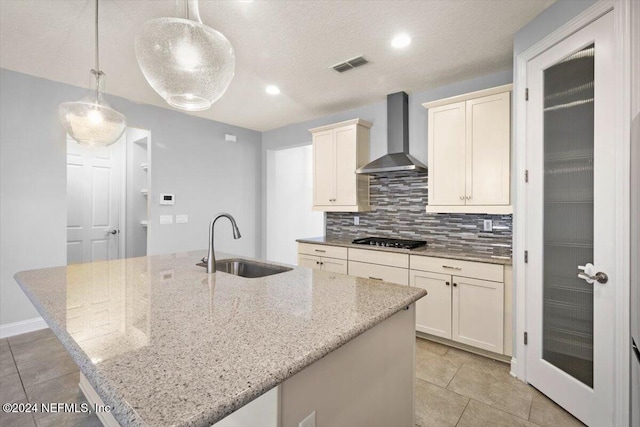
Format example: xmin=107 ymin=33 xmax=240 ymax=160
xmin=355 ymin=91 xmax=427 ymax=174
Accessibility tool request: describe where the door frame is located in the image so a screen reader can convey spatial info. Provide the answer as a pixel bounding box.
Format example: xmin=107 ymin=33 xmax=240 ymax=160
xmin=513 ymin=0 xmax=631 ymax=424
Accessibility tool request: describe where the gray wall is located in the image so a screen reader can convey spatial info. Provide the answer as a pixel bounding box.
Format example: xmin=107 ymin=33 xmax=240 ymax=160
xmin=261 ymin=69 xmax=513 ymax=256
xmin=0 ymin=69 xmax=262 ymax=327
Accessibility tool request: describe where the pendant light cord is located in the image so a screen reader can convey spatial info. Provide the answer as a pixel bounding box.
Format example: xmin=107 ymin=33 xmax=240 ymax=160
xmin=95 ymin=0 xmax=100 ymax=72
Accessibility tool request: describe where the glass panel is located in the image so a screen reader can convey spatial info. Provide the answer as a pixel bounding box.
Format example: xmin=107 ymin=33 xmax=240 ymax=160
xmin=542 ymin=44 xmax=595 ymax=388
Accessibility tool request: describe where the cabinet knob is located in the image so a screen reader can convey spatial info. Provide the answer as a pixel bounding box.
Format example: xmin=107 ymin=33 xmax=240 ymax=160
xmin=459 ymin=196 xmax=464 ymax=200
xmin=445 ymin=281 xmax=450 ymax=286
xmin=466 ymin=195 xmax=471 ymax=200
xmin=316 ymin=261 xmax=320 ymax=265
xmin=453 ymin=283 xmax=458 ymax=287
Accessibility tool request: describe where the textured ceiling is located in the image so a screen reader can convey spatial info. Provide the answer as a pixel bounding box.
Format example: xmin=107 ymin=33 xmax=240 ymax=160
xmin=0 ymin=0 xmax=553 ymax=131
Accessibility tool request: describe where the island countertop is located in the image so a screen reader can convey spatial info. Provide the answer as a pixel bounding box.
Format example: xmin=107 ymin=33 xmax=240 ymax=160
xmin=14 ymin=251 xmax=427 ymax=427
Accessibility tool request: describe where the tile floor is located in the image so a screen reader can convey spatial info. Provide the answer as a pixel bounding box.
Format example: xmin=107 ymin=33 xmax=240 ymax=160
xmin=0 ymin=329 xmax=584 ymax=427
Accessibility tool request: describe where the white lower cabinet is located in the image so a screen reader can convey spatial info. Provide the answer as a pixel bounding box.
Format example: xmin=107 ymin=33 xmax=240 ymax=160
xmin=410 ymin=255 xmax=507 ymax=355
xmin=411 ymin=270 xmax=452 ymax=338
xmin=348 ymin=261 xmax=408 ymax=286
xmin=298 ymin=254 xmax=348 ymax=274
xmin=451 ymin=275 xmax=504 ymax=354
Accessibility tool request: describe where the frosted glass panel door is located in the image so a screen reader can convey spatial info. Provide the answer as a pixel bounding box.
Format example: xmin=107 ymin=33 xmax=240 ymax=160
xmin=542 ymin=43 xmax=595 ymax=387
xmin=525 ymin=12 xmax=615 ymax=426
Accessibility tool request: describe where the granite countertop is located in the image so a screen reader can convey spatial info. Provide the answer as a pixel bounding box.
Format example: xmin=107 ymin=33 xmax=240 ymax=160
xmin=297 ymin=236 xmax=512 ymax=266
xmin=14 ymin=251 xmax=426 ymax=427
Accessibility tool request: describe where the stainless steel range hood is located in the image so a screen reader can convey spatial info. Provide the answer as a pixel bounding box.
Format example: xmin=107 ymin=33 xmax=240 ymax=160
xmin=355 ymin=91 xmax=427 ymax=174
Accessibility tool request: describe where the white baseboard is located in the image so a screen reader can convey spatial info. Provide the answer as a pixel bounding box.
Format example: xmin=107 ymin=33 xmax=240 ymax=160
xmin=0 ymin=317 xmax=48 ymax=339
xmin=510 ymin=357 xmax=519 ymax=379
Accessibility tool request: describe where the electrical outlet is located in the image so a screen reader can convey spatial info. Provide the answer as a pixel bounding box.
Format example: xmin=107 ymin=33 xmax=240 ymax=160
xmin=176 ymin=214 xmax=188 ymax=224
xmin=483 ymin=219 xmax=493 ymax=232
xmin=299 ymin=411 xmax=316 ymax=427
xmin=353 ymin=216 xmax=360 ymax=226
xmin=160 ymin=215 xmax=173 ymax=225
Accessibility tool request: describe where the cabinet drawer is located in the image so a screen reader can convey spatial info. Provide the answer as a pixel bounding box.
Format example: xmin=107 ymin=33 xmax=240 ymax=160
xmin=348 ymin=261 xmax=408 ymax=286
xmin=409 ymin=255 xmax=503 ymax=282
xmin=298 ymin=243 xmax=347 ymax=260
xmin=349 ymin=248 xmax=409 ymax=268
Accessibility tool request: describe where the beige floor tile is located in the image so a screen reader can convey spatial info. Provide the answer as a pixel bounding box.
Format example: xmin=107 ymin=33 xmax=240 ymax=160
xmin=0 ymin=372 xmax=26 ymax=404
xmin=443 ymin=347 xmax=510 ymax=373
xmin=0 ymin=339 xmax=10 ymax=355
xmin=0 ymin=399 xmax=37 ymax=427
xmin=11 ymin=336 xmax=68 ymax=366
xmin=415 ymin=337 xmax=450 ymax=356
xmin=7 ymin=329 xmax=54 ymax=347
xmin=414 ymin=378 xmax=468 ymax=427
xmin=34 ymin=394 xmax=103 ymax=427
xmin=457 ymin=400 xmax=538 ymax=427
xmin=0 ymin=350 xmax=18 ymax=378
xmin=16 ymin=352 xmax=78 ymax=387
xmin=529 ymin=389 xmax=585 ymax=427
xmin=415 ymin=346 xmax=461 ymax=387
xmin=24 ymin=371 xmax=81 ymax=409
xmin=447 ymin=363 xmax=534 ymax=420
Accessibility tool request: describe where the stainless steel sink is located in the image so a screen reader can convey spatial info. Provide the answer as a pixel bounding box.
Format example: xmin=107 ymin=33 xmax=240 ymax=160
xmin=196 ymin=258 xmax=292 ymax=278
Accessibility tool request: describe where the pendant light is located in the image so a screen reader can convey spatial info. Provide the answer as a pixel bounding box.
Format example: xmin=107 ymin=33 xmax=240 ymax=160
xmin=134 ymin=0 xmax=235 ymax=112
xmin=59 ymin=0 xmax=126 ymax=147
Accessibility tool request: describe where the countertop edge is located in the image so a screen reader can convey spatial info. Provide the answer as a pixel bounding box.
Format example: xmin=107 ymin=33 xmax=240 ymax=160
xmin=14 ymin=271 xmax=146 ymax=427
xmin=14 ymin=258 xmax=427 ymax=427
xmin=296 ymin=237 xmax=513 ymax=266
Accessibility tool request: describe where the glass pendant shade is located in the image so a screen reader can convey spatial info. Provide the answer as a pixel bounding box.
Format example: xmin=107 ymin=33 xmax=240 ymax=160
xmin=59 ymin=71 xmax=126 ymax=147
xmin=134 ymin=12 xmax=235 ymax=111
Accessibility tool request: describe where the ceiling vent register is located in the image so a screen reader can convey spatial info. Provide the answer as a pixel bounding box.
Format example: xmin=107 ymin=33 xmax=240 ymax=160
xmin=332 ymin=56 xmax=369 ymax=73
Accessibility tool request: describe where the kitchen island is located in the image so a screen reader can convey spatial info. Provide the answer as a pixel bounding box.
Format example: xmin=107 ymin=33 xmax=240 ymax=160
xmin=14 ymin=251 xmax=426 ymax=427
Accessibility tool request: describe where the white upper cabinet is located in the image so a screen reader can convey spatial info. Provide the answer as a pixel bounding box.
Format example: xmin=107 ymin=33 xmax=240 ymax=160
xmin=423 ymin=84 xmax=512 ymax=214
xmin=310 ymin=119 xmax=372 ymax=211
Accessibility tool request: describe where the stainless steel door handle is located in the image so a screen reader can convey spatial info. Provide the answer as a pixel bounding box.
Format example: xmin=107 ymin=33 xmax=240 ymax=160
xmin=578 ymin=263 xmax=608 ymax=284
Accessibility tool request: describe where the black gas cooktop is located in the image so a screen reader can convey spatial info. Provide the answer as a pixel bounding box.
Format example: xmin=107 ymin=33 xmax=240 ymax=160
xmin=352 ymin=237 xmax=427 ymax=250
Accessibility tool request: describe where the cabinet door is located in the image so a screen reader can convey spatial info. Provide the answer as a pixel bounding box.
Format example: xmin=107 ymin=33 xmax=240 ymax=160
xmin=428 ymin=102 xmax=466 ymax=206
xmin=298 ymin=254 xmax=321 ymax=270
xmin=410 ymin=270 xmax=452 ymax=339
xmin=349 ymin=261 xmax=408 ymax=285
xmin=465 ymin=92 xmax=510 ymax=205
xmin=321 ymin=257 xmax=348 ymax=275
xmin=451 ymin=276 xmax=504 ymax=353
xmin=333 ymin=126 xmax=357 ymax=206
xmin=313 ymin=130 xmax=335 ymax=206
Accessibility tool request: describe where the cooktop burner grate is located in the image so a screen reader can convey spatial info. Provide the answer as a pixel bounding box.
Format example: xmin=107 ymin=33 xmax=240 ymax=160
xmin=352 ymin=237 xmax=427 ymax=250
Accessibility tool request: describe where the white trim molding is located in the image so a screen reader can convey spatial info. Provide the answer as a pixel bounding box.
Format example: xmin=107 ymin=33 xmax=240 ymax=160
xmin=0 ymin=317 xmax=48 ymax=339
xmin=514 ymin=1 xmax=632 ymax=426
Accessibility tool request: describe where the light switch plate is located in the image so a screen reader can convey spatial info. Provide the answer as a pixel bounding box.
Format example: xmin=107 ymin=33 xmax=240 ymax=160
xmin=176 ymin=215 xmax=188 ymax=224
xmin=160 ymin=215 xmax=173 ymax=225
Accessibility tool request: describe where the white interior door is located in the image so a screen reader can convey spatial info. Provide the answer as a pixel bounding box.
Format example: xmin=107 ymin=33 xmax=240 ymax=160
xmin=525 ymin=12 xmax=615 ymax=426
xmin=67 ymin=136 xmax=123 ymax=264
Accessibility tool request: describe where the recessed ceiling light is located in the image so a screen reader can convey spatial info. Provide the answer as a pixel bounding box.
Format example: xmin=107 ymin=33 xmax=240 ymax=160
xmin=391 ymin=33 xmax=412 ymax=49
xmin=266 ymin=85 xmax=280 ymax=95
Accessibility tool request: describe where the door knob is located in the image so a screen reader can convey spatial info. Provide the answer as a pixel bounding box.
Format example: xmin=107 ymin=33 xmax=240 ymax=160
xmin=578 ymin=263 xmax=608 ymax=284
xmin=109 ymin=229 xmax=119 ymax=235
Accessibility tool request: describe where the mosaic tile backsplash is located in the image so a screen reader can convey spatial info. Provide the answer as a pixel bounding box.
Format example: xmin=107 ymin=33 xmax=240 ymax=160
xmin=325 ymin=172 xmax=512 ymax=258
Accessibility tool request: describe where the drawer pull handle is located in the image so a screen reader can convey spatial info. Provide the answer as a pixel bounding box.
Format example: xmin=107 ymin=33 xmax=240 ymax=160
xmin=442 ymin=265 xmax=462 ymax=270
xmin=314 ymin=249 xmax=326 ymax=253
xmin=369 ymin=276 xmax=383 ymax=281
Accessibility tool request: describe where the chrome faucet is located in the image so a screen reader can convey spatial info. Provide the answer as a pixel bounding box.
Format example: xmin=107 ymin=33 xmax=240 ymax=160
xmin=206 ymin=213 xmax=241 ymax=273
